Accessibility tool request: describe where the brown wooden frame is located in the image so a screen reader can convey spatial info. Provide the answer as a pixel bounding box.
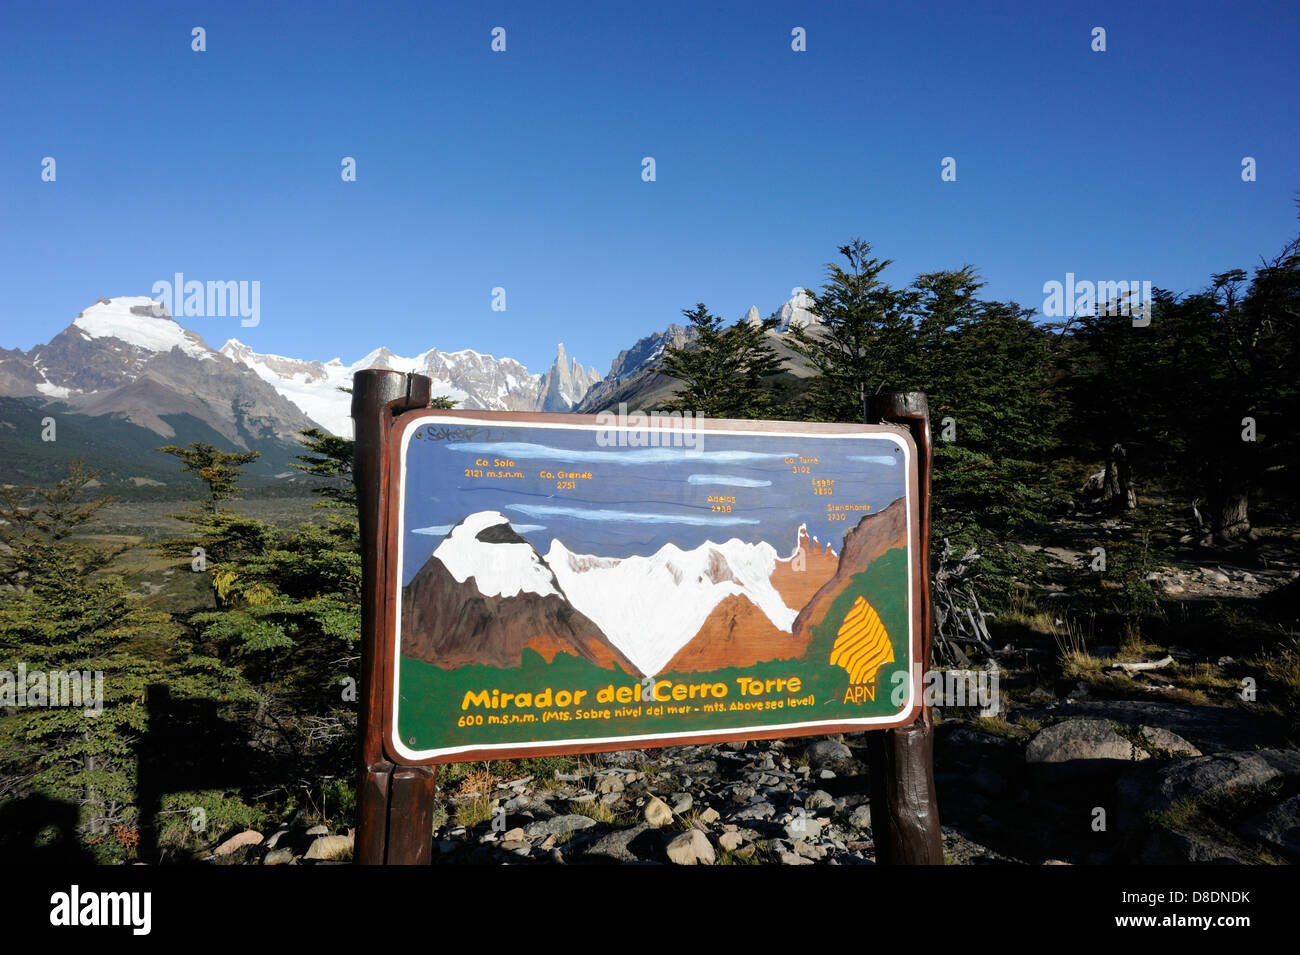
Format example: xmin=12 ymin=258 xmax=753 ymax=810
xmin=354 ymin=371 xmax=942 ymax=864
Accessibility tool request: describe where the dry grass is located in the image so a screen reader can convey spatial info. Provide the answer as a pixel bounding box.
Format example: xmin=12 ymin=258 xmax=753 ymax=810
xmin=569 ymin=799 xmax=624 ymax=826
xmin=452 ymin=796 xmax=496 ymax=830
xmin=1053 ymin=617 xmax=1105 ymax=679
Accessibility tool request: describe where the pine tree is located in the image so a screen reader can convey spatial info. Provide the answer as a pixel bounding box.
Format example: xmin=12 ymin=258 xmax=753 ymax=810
xmin=658 ymin=303 xmax=786 ymax=418
xmin=786 ymin=239 xmax=919 ymax=421
xmin=0 ymin=464 xmax=245 ymax=861
xmin=157 ymin=442 xmax=260 ymax=514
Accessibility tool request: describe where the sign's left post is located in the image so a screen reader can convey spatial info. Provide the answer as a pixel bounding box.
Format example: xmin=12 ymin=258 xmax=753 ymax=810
xmin=353 ymin=369 xmax=436 ymax=865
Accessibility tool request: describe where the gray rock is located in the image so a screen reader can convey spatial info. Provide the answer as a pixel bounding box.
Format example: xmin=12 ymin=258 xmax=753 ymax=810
xmin=780 ymin=850 xmax=814 ymax=865
xmin=305 ymin=824 xmax=330 ymax=837
xmin=213 ymin=829 xmax=263 ymax=857
xmin=643 ymin=796 xmax=674 ymax=827
xmin=697 ymin=807 xmax=720 ymax=825
xmin=602 ymin=750 xmax=647 ymax=766
xmin=848 ymin=804 xmax=872 ymax=830
xmin=794 ymin=840 xmax=826 ymax=860
xmin=584 ymin=823 xmax=652 ymax=863
xmin=718 ymin=830 xmax=745 ymax=852
xmin=728 ymin=785 xmax=757 ymax=803
xmin=304 ymin=834 xmax=353 ymax=861
xmin=1026 ymin=719 xmax=1147 ymax=778
xmin=732 ymin=801 xmax=776 ymax=822
xmin=1139 ymin=725 xmax=1201 ymax=757
xmin=818 ymin=769 xmax=837 ymax=780
xmin=671 ymin=793 xmax=693 ymax=814
xmin=784 ymin=815 xmax=823 ymax=842
xmin=262 ymin=847 xmax=297 ymax=866
xmin=262 ymin=829 xmax=291 ymax=850
xmin=804 ymin=790 xmax=836 ymax=812
xmin=1140 ymin=826 xmax=1248 ymax=864
xmin=523 ymin=814 xmax=598 ymax=839
xmin=1146 ymin=751 xmax=1300 ymax=814
xmin=666 ymin=829 xmax=715 ymax=865
xmin=805 ymin=739 xmax=853 ymax=769
xmin=1016 ymin=700 xmax=1278 ymax=754
xmin=1240 ymin=794 xmax=1300 ymax=859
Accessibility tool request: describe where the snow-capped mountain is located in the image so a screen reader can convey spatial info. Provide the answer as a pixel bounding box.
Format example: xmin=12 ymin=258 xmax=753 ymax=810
xmin=776 ymin=288 xmax=820 ymax=332
xmin=0 ymin=286 xmax=822 ymax=476
xmin=0 ymin=296 xmax=318 ymax=448
xmin=545 ymin=535 xmax=801 ymax=677
xmin=221 ymin=338 xmax=603 ymax=436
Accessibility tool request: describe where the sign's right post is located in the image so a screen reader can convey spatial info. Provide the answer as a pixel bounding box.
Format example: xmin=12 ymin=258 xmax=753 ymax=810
xmin=866 ymin=391 xmax=944 ymax=864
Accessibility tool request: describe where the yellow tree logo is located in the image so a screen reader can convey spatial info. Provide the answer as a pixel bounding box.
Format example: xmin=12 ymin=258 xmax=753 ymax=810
xmin=830 ymin=596 xmax=893 ymax=700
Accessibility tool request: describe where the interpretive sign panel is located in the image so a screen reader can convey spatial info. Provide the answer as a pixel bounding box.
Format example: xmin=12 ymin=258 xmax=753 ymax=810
xmin=384 ymin=410 xmax=923 ymax=764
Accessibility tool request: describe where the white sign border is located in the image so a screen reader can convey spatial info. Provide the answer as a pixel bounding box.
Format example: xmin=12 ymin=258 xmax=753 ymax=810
xmin=389 ymin=415 xmax=918 ymax=762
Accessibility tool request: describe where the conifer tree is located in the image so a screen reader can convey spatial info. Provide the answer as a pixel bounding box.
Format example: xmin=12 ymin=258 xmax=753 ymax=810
xmin=658 ymin=303 xmax=786 ymax=418
xmin=0 ymin=464 xmax=244 ymax=861
xmin=786 ymin=239 xmax=919 ymax=421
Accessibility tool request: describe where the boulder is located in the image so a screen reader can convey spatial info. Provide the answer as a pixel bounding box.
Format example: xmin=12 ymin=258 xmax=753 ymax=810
xmin=213 ymin=829 xmax=263 ymax=857
xmin=643 ymin=796 xmax=674 ymax=828
xmin=1240 ymin=794 xmax=1300 ymax=860
xmin=523 ymin=814 xmax=598 ymax=840
xmin=1139 ymin=726 xmax=1201 ymax=757
xmin=304 ymin=834 xmax=353 ymax=861
xmin=666 ymin=829 xmax=715 ymax=865
xmin=805 ymin=739 xmax=853 ymax=770
xmin=1026 ymin=719 xmax=1146 ymax=779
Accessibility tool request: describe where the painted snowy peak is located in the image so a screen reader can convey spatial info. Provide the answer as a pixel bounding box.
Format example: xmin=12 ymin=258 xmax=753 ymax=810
xmin=401 ymin=512 xmax=640 ymax=675
xmin=433 ymin=511 xmax=561 ymax=599
xmin=546 ymin=534 xmax=810 ymax=678
xmin=73 ymin=296 xmax=214 ymax=361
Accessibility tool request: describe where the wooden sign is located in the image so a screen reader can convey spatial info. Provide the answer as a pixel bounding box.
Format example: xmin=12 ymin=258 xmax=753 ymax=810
xmin=382 ymin=410 xmax=924 ymax=764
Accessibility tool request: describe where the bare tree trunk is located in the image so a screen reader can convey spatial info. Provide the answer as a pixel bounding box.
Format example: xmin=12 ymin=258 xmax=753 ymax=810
xmin=1210 ymin=484 xmax=1252 ymax=544
xmin=1101 ymin=443 xmax=1136 ymax=512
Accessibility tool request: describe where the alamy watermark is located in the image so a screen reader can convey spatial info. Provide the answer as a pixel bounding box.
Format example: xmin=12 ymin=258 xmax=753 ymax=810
xmin=1042 ymin=274 xmax=1152 ymax=326
xmin=594 ymin=402 xmax=703 ymax=455
xmin=0 ymin=664 xmax=103 ymax=716
xmin=891 ymin=663 xmax=1000 ymax=716
xmin=150 ymin=272 xmax=260 ymax=327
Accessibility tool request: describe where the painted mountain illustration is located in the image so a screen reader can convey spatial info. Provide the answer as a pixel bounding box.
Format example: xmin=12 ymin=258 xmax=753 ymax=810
xmin=402 ymin=501 xmax=908 ymax=679
xmin=401 ymin=511 xmax=641 ymax=676
xmin=667 ymin=501 xmax=908 ymax=672
xmin=664 ymin=525 xmax=838 ymax=672
xmin=546 ymin=535 xmax=806 ymax=677
xmin=791 ymin=497 xmax=909 ymax=637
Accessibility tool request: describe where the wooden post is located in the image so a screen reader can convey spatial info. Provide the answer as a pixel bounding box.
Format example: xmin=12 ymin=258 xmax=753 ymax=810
xmin=866 ymin=391 xmax=944 ymax=865
xmin=353 ymin=369 xmax=436 ymax=865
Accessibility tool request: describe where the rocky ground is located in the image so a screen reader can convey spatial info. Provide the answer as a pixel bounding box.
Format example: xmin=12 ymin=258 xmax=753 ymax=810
xmin=207 ymin=702 xmax=1298 ymax=865
xmin=201 ymin=518 xmax=1300 ymax=867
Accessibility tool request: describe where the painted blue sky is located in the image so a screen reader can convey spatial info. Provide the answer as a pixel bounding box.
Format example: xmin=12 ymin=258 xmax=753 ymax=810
xmin=3 ymin=1 xmax=1297 ymax=375
xmin=398 ymin=420 xmax=908 ymax=582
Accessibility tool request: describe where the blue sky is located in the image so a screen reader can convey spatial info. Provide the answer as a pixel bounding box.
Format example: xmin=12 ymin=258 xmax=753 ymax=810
xmin=2 ymin=1 xmax=1297 ymax=375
